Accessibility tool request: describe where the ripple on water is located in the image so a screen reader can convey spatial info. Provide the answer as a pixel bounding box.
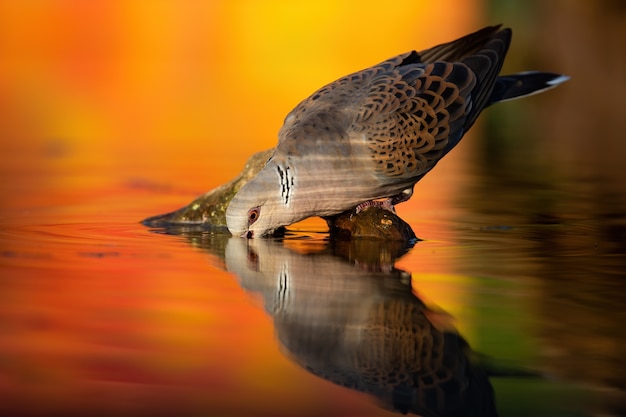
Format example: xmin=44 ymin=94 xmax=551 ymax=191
xmin=0 ymin=221 xmax=189 ymax=270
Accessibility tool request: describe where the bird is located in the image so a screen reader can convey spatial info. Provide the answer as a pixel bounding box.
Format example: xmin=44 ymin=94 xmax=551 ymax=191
xmin=226 ymin=25 xmax=568 ymax=238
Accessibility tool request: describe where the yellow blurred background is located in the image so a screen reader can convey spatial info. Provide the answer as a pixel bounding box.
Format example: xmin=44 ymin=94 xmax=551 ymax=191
xmin=0 ymin=0 xmax=480 ymax=188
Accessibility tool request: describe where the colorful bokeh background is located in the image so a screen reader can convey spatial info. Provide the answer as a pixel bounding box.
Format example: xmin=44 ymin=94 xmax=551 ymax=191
xmin=0 ymin=0 xmax=481 ymax=187
xmin=2 ymin=1 xmax=626 ymax=416
xmin=0 ymin=2 xmax=481 ymax=416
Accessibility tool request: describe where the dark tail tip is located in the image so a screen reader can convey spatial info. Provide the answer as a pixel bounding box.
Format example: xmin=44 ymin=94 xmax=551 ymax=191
xmin=488 ymin=71 xmax=570 ymax=105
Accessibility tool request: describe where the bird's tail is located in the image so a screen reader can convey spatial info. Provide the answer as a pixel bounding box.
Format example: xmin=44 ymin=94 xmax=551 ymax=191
xmin=487 ymin=71 xmax=570 ymax=105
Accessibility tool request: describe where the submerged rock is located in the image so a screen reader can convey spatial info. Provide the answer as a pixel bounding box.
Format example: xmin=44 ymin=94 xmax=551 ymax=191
xmin=327 ymin=206 xmax=417 ymax=242
xmin=143 ymin=149 xmax=417 ymax=241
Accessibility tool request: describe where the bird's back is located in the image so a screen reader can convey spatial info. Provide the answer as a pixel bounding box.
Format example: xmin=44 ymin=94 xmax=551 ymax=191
xmin=276 ymin=26 xmax=511 ymax=186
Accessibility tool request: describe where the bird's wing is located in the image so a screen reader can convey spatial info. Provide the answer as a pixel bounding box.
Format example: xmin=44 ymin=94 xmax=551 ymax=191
xmin=417 ymin=25 xmax=503 ymax=63
xmin=349 ymin=60 xmax=477 ymax=181
xmin=350 ymin=27 xmax=510 ymax=183
xmin=275 ymin=26 xmax=511 ymax=183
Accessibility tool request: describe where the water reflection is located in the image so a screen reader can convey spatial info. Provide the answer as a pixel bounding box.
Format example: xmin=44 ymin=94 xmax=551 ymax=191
xmin=158 ymin=229 xmax=500 ymax=416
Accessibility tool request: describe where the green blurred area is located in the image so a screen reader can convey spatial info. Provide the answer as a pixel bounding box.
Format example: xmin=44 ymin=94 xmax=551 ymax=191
xmin=483 ymin=0 xmax=626 ymax=180
xmin=467 ymin=2 xmax=626 ymax=416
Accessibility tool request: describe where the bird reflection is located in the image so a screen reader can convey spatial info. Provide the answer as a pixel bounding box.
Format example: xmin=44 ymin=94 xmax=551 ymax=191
xmin=149 ymin=227 xmax=498 ymax=415
xmin=223 ymin=238 xmax=498 ymax=417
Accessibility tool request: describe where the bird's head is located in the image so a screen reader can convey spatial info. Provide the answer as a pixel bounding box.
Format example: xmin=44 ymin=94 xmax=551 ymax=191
xmin=226 ymin=165 xmax=297 ymax=238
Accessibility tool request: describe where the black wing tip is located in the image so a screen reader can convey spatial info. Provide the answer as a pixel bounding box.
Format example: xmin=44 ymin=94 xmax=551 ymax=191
xmin=469 ymin=24 xmax=510 ymax=40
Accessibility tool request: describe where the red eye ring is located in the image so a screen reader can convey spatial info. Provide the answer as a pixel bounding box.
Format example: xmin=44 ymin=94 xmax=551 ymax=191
xmin=248 ymin=206 xmax=261 ymax=225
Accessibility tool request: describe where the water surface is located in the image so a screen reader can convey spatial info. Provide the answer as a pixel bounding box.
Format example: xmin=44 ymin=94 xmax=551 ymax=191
xmin=1 ymin=127 xmax=625 ymax=417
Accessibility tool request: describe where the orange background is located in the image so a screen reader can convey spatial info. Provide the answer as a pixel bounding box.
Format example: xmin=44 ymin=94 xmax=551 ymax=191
xmin=0 ymin=3 xmax=484 ymax=415
xmin=0 ymin=0 xmax=480 ymax=188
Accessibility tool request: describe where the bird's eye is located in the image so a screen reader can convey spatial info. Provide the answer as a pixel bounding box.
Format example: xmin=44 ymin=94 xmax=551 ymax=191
xmin=248 ymin=206 xmax=261 ymax=225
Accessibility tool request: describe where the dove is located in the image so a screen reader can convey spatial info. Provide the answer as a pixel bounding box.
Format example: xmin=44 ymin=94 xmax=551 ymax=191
xmin=226 ymin=25 xmax=569 ymax=237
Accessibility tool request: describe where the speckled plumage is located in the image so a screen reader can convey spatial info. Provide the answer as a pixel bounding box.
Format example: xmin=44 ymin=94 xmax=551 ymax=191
xmin=226 ymin=25 xmax=568 ymax=237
